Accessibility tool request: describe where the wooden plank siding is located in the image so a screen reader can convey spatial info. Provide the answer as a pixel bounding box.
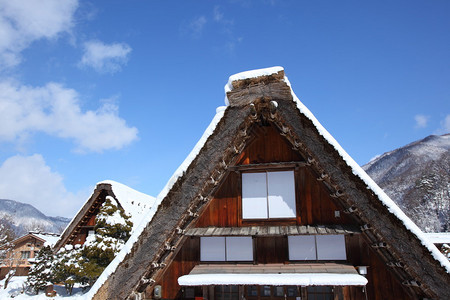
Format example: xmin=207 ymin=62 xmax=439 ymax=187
xmin=150 ymin=124 xmax=416 ymax=299
xmin=345 ymin=235 xmax=413 ymax=300
xmin=156 ymin=237 xmax=200 ymax=299
xmin=195 ymin=124 xmax=353 ymax=227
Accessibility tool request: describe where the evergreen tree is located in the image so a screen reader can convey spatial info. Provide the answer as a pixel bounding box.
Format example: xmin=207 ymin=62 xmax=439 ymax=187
xmin=0 ymin=218 xmax=16 ymax=290
xmin=26 ymin=246 xmax=54 ymax=294
xmin=51 ymin=244 xmax=83 ymax=295
xmin=441 ymin=244 xmax=450 ymax=261
xmin=79 ymin=197 xmax=132 ymax=286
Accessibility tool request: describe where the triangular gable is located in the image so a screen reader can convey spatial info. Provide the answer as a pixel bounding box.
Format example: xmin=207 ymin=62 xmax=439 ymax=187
xmin=54 ymin=180 xmax=155 ymax=251
xmin=88 ymin=67 xmax=450 ymax=300
xmin=12 ymin=233 xmax=47 ymax=246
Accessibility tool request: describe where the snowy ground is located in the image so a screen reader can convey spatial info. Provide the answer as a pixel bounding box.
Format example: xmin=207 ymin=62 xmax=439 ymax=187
xmin=0 ymin=277 xmax=88 ymax=299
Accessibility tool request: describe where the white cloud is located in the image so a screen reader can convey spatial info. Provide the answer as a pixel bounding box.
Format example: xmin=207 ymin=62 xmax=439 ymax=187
xmin=213 ymin=6 xmax=224 ymax=22
xmin=182 ymin=16 xmax=207 ymax=39
xmin=0 ymin=80 xmax=138 ymax=152
xmin=414 ymin=114 xmax=429 ymax=128
xmin=80 ymin=40 xmax=132 ymax=73
xmin=0 ymin=154 xmax=88 ymax=217
xmin=437 ymin=114 xmax=450 ymax=134
xmin=211 ymin=7 xmax=241 ymax=53
xmin=0 ymin=0 xmax=78 ymax=69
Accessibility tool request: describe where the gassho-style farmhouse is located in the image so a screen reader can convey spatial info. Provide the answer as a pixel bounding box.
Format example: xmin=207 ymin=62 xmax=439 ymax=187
xmin=54 ymin=67 xmax=450 ymax=300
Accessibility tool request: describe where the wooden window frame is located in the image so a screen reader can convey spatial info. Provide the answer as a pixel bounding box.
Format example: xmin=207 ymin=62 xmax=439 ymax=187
xmin=200 ymin=236 xmax=254 ymax=263
xmin=288 ymin=235 xmax=347 ymax=262
xmin=237 ymin=164 xmax=299 ymax=224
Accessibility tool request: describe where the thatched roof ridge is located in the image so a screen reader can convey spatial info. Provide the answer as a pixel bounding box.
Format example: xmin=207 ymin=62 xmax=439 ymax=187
xmin=90 ymin=67 xmax=450 ymax=299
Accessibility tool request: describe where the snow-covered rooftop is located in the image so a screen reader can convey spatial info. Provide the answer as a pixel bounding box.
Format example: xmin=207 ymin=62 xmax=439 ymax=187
xmin=32 ymin=233 xmax=60 ymax=247
xmin=85 ymin=66 xmax=450 ymax=299
xmin=179 ymin=273 xmax=368 ymax=286
xmin=99 ymin=180 xmax=156 ymax=231
xmin=425 ymin=232 xmax=450 ymax=244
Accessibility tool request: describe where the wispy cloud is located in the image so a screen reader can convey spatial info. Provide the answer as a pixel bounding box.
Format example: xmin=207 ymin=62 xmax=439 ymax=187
xmin=181 ymin=16 xmax=207 ymax=39
xmin=79 ymin=40 xmax=132 ymax=74
xmin=0 ymin=154 xmax=88 ymax=217
xmin=212 ymin=6 xmax=242 ymax=53
xmin=213 ymin=6 xmax=224 ymax=22
xmin=0 ymin=80 xmax=138 ymax=153
xmin=414 ymin=114 xmax=429 ymax=128
xmin=0 ymin=0 xmax=78 ymax=69
xmin=435 ymin=114 xmax=450 ymax=134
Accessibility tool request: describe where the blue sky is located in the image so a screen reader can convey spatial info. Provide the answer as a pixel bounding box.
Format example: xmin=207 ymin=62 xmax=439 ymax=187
xmin=0 ymin=0 xmax=449 ymax=218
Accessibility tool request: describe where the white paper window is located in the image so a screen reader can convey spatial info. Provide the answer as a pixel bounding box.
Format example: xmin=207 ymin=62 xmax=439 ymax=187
xmin=288 ymin=235 xmax=317 ymax=260
xmin=226 ymin=237 xmax=253 ymax=261
xmin=288 ymin=235 xmax=347 ymax=261
xmin=316 ymin=235 xmax=347 ymax=260
xmin=242 ymin=172 xmax=268 ymax=219
xmin=201 ymin=236 xmax=253 ymax=261
xmin=200 ymin=237 xmax=226 ymax=261
xmin=242 ymin=171 xmax=296 ymax=219
xmin=268 ymin=171 xmax=296 ymax=218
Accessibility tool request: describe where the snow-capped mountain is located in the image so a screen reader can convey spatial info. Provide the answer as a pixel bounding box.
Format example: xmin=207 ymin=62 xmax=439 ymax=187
xmin=363 ymin=134 xmax=450 ymax=232
xmin=0 ymin=199 xmax=70 ymax=236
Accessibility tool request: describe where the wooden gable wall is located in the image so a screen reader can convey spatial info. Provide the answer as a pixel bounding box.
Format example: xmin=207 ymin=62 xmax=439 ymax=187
xmin=148 ymin=123 xmax=419 ymax=300
xmin=196 ymin=124 xmax=354 ymax=227
xmin=68 ymin=189 xmax=109 ymax=246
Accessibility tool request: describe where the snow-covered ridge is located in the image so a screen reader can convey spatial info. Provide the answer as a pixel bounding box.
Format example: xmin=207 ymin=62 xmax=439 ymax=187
xmin=224 ymin=66 xmax=284 ymax=105
xmin=100 ymin=180 xmax=156 ymax=231
xmin=425 ymin=232 xmax=450 ymax=244
xmin=282 ymin=77 xmax=450 ymax=274
xmin=31 ymin=232 xmax=60 ymax=247
xmin=223 ymin=66 xmax=449 ymax=272
xmin=0 ymin=199 xmax=70 ymax=235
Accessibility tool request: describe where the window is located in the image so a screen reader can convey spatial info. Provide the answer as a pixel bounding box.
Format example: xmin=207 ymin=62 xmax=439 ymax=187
xmin=316 ymin=235 xmax=347 ymax=260
xmin=247 ymin=286 xmax=258 ymax=297
xmin=307 ymin=286 xmax=333 ymax=300
xmin=215 ymin=285 xmax=239 ymax=300
xmin=200 ymin=236 xmax=253 ymax=261
xmin=242 ymin=170 xmax=296 ymax=219
xmin=288 ymin=235 xmax=346 ymax=261
xmin=288 ymin=235 xmax=316 ymax=260
xmin=261 ymin=286 xmax=271 ymax=297
xmin=20 ymin=251 xmax=31 ymax=259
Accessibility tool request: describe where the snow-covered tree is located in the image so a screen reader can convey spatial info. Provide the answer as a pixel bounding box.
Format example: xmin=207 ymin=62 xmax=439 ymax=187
xmin=0 ymin=218 xmax=16 ymax=289
xmin=26 ymin=246 xmax=54 ymax=294
xmin=78 ymin=197 xmax=132 ymax=286
xmin=441 ymin=244 xmax=450 ymax=261
xmin=52 ymin=244 xmax=83 ymax=295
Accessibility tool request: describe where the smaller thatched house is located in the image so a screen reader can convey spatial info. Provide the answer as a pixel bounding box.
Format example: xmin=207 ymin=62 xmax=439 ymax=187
xmin=54 ymin=180 xmax=156 ymax=251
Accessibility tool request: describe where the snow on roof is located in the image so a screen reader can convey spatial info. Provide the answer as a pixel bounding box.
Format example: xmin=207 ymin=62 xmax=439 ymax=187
xmin=99 ymin=180 xmax=156 ymax=231
xmin=86 ymin=66 xmax=450 ymax=298
xmin=282 ymin=75 xmax=450 ymax=274
xmin=223 ymin=66 xmax=450 ymax=273
xmin=224 ymin=66 xmax=284 ymax=105
xmin=32 ymin=233 xmax=60 ymax=247
xmin=84 ymin=107 xmax=227 ymax=299
xmin=178 ymin=273 xmax=368 ymax=287
xmin=58 ymin=180 xmax=156 ymax=244
xmin=425 ymin=232 xmax=450 ymax=244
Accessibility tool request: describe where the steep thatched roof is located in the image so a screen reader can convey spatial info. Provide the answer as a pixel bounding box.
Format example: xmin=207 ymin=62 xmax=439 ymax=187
xmin=54 ymin=180 xmax=155 ymax=251
xmin=88 ymin=67 xmax=450 ymax=300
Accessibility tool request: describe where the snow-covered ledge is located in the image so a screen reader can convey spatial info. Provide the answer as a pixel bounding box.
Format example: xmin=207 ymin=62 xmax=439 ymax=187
xmin=179 ymin=273 xmax=368 ymax=286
